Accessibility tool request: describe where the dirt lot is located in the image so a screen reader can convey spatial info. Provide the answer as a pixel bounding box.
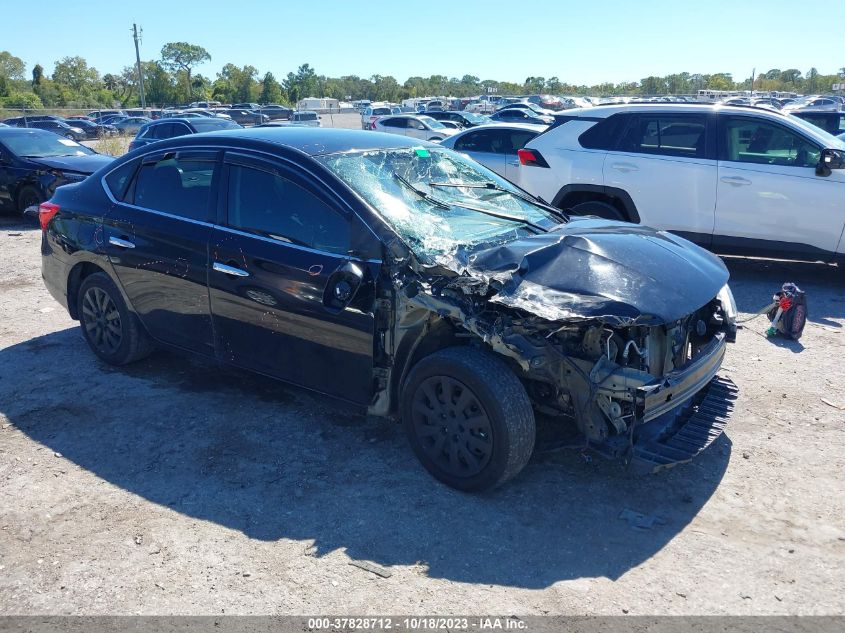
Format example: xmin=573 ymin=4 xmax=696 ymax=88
xmin=0 ymin=211 xmax=844 ymax=616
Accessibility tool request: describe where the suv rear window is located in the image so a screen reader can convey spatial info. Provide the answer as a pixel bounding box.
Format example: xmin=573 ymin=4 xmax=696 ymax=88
xmin=577 ymin=114 xmax=628 ymax=150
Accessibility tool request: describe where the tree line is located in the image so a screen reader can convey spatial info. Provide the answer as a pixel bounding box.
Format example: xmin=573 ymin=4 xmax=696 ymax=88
xmin=1 ymin=46 xmax=843 ymax=110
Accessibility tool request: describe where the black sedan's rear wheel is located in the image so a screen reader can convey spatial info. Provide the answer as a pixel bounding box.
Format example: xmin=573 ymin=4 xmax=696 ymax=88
xmin=77 ymin=272 xmax=153 ymax=365
xmin=401 ymin=346 xmax=535 ymax=492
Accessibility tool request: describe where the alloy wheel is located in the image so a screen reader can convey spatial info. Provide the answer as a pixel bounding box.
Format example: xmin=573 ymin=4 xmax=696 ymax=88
xmin=81 ymin=287 xmax=123 ymax=356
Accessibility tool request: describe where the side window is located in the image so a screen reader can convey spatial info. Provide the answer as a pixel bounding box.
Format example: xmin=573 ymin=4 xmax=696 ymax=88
xmin=454 ymin=130 xmax=493 ymax=152
xmin=172 ymin=123 xmax=192 ymax=137
xmin=723 ymin=118 xmax=821 ymax=168
xmin=408 ymin=119 xmax=425 ymax=130
xmin=227 ymin=165 xmax=349 ymax=255
xmin=105 ymin=158 xmax=139 ymax=201
xmin=506 ymin=131 xmax=538 ymax=153
xmin=578 ymin=114 xmax=628 ymax=150
xmin=381 ymin=118 xmax=404 ymax=128
xmin=621 ymin=115 xmax=707 ymax=158
xmin=484 ymin=131 xmax=510 ymax=154
xmin=130 ymin=157 xmax=215 ymax=221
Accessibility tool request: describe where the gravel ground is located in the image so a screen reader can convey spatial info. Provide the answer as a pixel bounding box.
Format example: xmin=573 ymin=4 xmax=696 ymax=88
xmin=0 ymin=210 xmax=844 ymax=616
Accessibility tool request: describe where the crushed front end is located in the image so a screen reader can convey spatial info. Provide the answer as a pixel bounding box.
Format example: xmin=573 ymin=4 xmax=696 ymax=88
xmin=391 ymin=220 xmax=739 ymax=471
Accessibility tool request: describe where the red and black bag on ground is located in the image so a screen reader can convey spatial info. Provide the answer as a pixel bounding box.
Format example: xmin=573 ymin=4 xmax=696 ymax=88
xmin=767 ymin=282 xmax=807 ymax=340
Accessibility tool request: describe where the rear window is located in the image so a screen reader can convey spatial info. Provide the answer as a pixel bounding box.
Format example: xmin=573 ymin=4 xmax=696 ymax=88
xmin=372 ymin=108 xmax=391 ymax=116
xmin=191 ymin=119 xmax=241 ymax=132
xmin=577 ymin=114 xmax=628 ymax=150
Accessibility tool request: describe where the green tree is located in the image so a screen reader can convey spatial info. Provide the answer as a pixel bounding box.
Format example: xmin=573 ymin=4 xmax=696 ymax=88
xmin=52 ymin=56 xmax=100 ymax=94
xmin=259 ymin=72 xmax=283 ymax=104
xmin=779 ymin=69 xmax=802 ymax=87
xmin=0 ymin=51 xmax=26 ymax=81
xmin=640 ymin=76 xmax=666 ymax=95
xmin=160 ymin=42 xmax=211 ymax=99
xmin=523 ymin=76 xmax=545 ymax=93
xmin=31 ymin=63 xmax=43 ymax=88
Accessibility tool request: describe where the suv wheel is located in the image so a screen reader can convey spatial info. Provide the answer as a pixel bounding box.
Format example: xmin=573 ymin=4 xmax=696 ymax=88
xmin=77 ymin=272 xmax=153 ymax=366
xmin=568 ymin=200 xmax=625 ymax=221
xmin=401 ymin=346 xmax=535 ymax=492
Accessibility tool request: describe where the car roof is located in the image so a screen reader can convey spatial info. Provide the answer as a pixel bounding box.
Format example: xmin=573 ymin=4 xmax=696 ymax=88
xmin=172 ymin=127 xmax=432 ymax=156
xmin=455 ymin=123 xmax=547 ymax=134
xmin=0 ymin=127 xmax=56 ymax=138
xmin=560 ymin=103 xmax=789 ymax=118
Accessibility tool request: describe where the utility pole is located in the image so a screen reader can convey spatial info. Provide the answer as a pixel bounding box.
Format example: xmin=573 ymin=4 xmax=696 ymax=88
xmin=132 ymin=23 xmax=146 ymax=108
xmin=750 ymin=67 xmax=755 ymax=97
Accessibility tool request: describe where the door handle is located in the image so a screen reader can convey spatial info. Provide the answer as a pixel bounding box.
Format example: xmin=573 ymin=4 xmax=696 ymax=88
xmin=108 ymin=236 xmax=135 ymax=249
xmin=213 ymin=262 xmax=250 ymax=277
xmin=611 ymin=162 xmax=639 ymax=173
xmin=508 ymin=160 xmax=520 ymax=166
xmin=720 ymin=176 xmax=752 ymax=186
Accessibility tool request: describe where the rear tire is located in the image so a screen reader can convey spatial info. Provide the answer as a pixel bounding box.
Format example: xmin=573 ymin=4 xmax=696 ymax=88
xmin=568 ymin=200 xmax=626 ymax=221
xmin=77 ymin=272 xmax=153 ymax=366
xmin=401 ymin=346 xmax=535 ymax=492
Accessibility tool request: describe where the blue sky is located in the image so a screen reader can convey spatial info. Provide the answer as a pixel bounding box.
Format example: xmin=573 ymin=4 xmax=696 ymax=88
xmin=6 ymin=0 xmax=838 ymax=85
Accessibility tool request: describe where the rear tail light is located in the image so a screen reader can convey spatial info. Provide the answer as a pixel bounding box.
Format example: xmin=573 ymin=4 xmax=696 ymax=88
xmin=39 ymin=201 xmax=60 ymax=231
xmin=517 ymin=148 xmax=550 ymax=168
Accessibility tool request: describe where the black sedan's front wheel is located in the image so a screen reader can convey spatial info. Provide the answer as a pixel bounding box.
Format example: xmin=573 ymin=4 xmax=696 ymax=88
xmin=77 ymin=272 xmax=153 ymax=366
xmin=401 ymin=346 xmax=536 ymax=492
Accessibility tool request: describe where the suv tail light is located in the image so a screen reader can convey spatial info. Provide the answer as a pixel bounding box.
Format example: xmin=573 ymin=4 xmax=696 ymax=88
xmin=39 ymin=201 xmax=60 ymax=231
xmin=517 ymin=148 xmax=550 ymax=168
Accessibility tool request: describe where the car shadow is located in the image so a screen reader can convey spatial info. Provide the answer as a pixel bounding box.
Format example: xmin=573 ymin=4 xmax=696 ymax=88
xmin=0 ymin=213 xmax=38 ymax=231
xmin=2 ymin=328 xmax=731 ymax=589
xmin=724 ymin=257 xmax=845 ymax=328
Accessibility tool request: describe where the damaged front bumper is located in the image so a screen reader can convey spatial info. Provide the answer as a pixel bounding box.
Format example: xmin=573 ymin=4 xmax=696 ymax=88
xmin=637 ymin=332 xmax=728 ymax=423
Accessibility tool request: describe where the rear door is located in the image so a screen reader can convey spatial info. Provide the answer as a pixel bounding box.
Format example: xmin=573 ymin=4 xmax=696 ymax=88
xmin=103 ymin=149 xmax=219 ymax=355
xmin=603 ymin=112 xmax=717 ymax=246
xmin=208 ymin=152 xmax=379 ymax=404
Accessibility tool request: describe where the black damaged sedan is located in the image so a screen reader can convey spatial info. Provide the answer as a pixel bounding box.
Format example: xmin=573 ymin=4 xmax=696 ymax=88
xmin=0 ymin=128 xmax=113 ymax=216
xmin=40 ymin=128 xmax=738 ymax=491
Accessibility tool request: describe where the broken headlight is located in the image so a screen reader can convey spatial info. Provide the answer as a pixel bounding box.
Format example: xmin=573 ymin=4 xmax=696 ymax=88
xmin=717 ymin=284 xmax=738 ymax=342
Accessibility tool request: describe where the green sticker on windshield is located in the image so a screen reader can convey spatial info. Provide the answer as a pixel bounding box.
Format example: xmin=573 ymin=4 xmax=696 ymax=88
xmin=414 ymin=148 xmax=430 ymax=158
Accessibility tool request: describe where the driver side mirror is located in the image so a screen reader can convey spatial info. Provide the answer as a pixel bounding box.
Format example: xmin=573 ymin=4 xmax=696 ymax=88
xmin=816 ymin=148 xmax=845 ymax=177
xmin=323 ymin=260 xmax=364 ymax=313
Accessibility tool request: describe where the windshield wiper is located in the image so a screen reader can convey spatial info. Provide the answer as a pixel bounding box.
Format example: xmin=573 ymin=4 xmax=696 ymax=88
xmin=392 ymin=172 xmax=449 ymax=209
xmin=446 ymin=200 xmax=547 ymax=234
xmin=394 ymin=172 xmax=545 ymax=233
xmin=429 ymin=180 xmax=568 ymax=222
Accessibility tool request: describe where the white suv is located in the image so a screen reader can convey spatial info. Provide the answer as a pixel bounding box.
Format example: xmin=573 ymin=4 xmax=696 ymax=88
xmin=517 ymin=104 xmax=845 ymax=263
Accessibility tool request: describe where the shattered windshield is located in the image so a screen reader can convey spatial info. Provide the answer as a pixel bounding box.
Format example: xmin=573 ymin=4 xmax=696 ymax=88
xmin=316 ymin=147 xmax=561 ymax=262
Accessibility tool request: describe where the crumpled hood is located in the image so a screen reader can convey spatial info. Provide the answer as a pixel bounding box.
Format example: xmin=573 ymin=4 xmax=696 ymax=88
xmin=29 ymin=154 xmax=114 ymax=175
xmin=464 ymin=217 xmax=729 ymax=325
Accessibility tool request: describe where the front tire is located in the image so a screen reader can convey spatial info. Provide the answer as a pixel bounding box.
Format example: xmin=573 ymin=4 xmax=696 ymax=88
xmin=16 ymin=185 xmax=43 ymax=217
xmin=401 ymin=346 xmax=535 ymax=492
xmin=77 ymin=272 xmax=153 ymax=366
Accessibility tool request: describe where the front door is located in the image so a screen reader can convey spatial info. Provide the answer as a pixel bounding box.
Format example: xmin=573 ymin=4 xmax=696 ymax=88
xmin=208 ymin=153 xmax=378 ymax=404
xmin=103 ymin=150 xmax=218 ymax=355
xmin=713 ymin=115 xmax=845 ymax=260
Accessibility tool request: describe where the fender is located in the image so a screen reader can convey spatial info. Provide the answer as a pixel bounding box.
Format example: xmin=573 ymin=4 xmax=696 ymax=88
xmin=551 ymin=184 xmax=641 ymax=224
